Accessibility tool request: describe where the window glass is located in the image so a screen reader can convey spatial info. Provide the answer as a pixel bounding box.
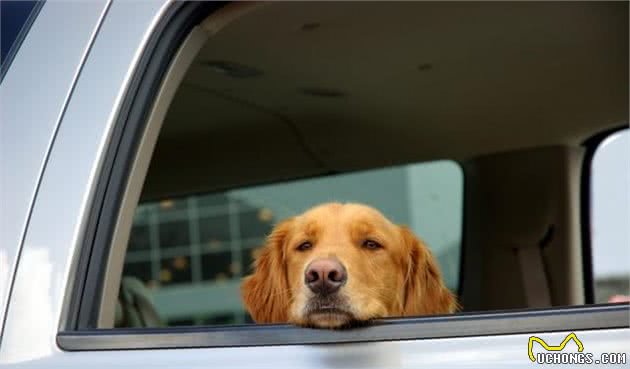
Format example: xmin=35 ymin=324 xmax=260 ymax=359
xmin=590 ymin=129 xmax=629 ymax=303
xmin=122 ymin=161 xmax=463 ymax=326
xmin=0 ymin=1 xmax=38 ymax=65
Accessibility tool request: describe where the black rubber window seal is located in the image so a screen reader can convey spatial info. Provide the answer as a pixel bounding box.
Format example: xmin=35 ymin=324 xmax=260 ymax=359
xmin=66 ymin=0 xmax=225 ymax=331
xmin=58 ymin=304 xmax=629 ymax=351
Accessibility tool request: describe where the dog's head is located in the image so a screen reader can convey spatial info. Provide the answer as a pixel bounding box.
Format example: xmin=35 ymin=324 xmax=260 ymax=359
xmin=241 ymin=202 xmax=457 ymax=328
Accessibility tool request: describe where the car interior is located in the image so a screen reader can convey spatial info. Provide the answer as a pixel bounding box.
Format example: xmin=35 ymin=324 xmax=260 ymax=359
xmin=99 ymin=2 xmax=628 ymax=328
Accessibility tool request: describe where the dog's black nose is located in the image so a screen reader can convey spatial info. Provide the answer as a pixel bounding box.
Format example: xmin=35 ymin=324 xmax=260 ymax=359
xmin=305 ymin=258 xmax=347 ymax=294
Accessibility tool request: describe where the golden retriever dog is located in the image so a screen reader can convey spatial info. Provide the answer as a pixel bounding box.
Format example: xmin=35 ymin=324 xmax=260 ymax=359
xmin=241 ymin=202 xmax=458 ymax=328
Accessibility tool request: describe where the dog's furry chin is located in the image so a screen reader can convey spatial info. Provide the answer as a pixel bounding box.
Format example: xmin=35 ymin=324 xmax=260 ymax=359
xmin=301 ymin=315 xmax=371 ymax=329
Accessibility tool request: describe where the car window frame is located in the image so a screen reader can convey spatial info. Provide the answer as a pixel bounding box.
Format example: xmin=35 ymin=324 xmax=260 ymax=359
xmin=64 ymin=0 xmax=223 ymax=332
xmin=59 ymin=0 xmax=630 ymax=351
xmin=58 ymin=304 xmax=628 ymax=350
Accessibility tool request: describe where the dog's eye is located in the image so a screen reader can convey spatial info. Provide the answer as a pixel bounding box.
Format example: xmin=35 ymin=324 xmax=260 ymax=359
xmin=362 ymin=239 xmax=382 ymax=250
xmin=296 ymin=241 xmax=313 ymax=251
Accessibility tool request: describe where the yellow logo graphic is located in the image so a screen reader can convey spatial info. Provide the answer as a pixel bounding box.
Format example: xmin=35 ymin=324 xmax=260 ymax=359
xmin=528 ymin=332 xmax=584 ymax=362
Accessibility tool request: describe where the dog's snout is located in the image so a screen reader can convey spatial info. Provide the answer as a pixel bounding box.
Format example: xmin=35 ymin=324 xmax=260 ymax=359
xmin=305 ymin=258 xmax=347 ymax=294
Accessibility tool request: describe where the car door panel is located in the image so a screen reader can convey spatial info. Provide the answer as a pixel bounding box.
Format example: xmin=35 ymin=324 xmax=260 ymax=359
xmin=0 ymin=0 xmax=109 ymax=337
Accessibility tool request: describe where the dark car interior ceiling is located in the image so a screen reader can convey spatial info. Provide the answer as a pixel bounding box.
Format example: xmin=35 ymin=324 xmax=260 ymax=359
xmin=142 ymin=1 xmax=628 ymax=200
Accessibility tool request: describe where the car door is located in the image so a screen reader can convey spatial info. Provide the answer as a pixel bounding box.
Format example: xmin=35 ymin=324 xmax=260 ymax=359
xmin=1 ymin=2 xmax=628 ymax=368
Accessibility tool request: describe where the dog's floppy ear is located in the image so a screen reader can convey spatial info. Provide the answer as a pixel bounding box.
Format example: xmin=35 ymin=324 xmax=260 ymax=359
xmin=241 ymin=218 xmax=293 ymax=323
xmin=400 ymin=226 xmax=458 ymax=315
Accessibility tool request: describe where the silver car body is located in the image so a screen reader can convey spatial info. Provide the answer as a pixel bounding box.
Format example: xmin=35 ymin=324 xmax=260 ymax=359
xmin=0 ymin=1 xmax=628 ymax=368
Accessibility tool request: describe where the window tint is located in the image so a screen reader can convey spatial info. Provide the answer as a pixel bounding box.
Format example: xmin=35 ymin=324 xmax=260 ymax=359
xmin=590 ymin=129 xmax=629 ymax=303
xmin=0 ymin=1 xmax=39 ymax=65
xmin=122 ymin=161 xmax=463 ymax=326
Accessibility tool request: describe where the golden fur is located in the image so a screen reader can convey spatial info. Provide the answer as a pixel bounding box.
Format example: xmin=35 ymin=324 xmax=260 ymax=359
xmin=241 ymin=202 xmax=457 ymax=328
